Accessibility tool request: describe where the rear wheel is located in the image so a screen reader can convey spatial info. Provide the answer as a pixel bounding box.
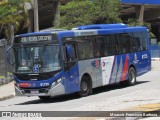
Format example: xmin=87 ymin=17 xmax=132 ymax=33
xmin=126 ymin=67 xmax=136 ymax=86
xmin=38 ymin=96 xmax=51 ymax=101
xmin=79 ymin=76 xmax=92 ymax=97
xmin=120 ymin=67 xmax=136 ymax=86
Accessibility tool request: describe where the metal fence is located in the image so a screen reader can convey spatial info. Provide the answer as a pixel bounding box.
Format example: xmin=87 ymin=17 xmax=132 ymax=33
xmin=0 ymin=39 xmax=13 ymax=85
xmin=150 ymin=45 xmax=160 ymax=60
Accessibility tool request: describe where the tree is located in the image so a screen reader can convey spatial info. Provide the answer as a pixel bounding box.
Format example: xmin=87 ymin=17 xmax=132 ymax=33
xmin=58 ymin=0 xmax=121 ymax=29
xmin=127 ymin=18 xmax=155 ymax=38
xmin=91 ymin=0 xmax=121 ymax=24
xmin=0 ymin=0 xmax=31 ymax=45
xmin=59 ymin=0 xmax=94 ymax=29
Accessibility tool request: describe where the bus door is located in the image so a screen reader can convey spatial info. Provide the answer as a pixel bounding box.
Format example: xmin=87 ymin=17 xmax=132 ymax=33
xmin=63 ymin=42 xmax=79 ymax=94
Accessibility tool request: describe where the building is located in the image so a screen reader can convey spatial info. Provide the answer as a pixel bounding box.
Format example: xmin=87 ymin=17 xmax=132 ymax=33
xmin=31 ymin=0 xmax=159 ymax=41
xmin=121 ymin=0 xmax=160 ymax=42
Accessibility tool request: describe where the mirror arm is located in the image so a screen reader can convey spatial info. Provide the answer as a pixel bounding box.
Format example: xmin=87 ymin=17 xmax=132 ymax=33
xmin=6 ymin=46 xmax=14 ymax=65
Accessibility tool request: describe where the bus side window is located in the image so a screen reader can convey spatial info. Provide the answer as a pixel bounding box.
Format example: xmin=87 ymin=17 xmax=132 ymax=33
xmin=141 ymin=31 xmax=148 ymax=50
xmin=132 ymin=32 xmax=146 ymax=51
xmin=66 ymin=43 xmax=77 ymax=62
xmin=130 ymin=37 xmax=140 ymax=52
xmin=120 ymin=33 xmax=132 ymax=53
xmin=77 ymin=41 xmax=93 ymax=60
xmin=93 ymin=37 xmax=102 ymax=57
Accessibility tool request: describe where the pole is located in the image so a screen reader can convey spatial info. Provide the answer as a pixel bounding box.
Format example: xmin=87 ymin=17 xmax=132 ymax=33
xmin=34 ymin=0 xmax=39 ymax=32
xmin=54 ymin=1 xmax=61 ymax=28
xmin=138 ymin=5 xmax=144 ymax=22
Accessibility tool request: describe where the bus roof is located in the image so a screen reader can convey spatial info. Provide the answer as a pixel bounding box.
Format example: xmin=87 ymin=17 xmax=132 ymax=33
xmin=16 ymin=24 xmax=148 ymax=37
xmin=77 ymin=23 xmax=128 ymax=30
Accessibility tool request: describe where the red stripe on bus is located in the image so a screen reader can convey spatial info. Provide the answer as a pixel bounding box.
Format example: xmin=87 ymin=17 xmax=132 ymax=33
xmin=121 ymin=55 xmax=128 ymax=81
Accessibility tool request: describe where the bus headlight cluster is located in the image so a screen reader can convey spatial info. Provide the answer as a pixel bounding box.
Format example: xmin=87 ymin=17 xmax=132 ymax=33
xmin=51 ymin=78 xmax=62 ymax=88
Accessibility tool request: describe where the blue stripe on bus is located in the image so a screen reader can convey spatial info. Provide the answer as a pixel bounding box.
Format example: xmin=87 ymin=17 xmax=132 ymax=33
xmin=121 ymin=0 xmax=160 ymax=5
xmin=116 ymin=56 xmax=123 ymax=83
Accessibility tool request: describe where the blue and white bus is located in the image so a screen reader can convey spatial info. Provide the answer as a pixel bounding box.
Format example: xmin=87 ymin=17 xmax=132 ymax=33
xmin=7 ymin=24 xmax=151 ymax=100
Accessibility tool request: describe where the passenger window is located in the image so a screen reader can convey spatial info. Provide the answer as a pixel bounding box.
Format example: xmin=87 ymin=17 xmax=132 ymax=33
xmin=119 ymin=33 xmax=131 ymax=53
xmin=141 ymin=32 xmax=148 ymax=50
xmin=132 ymin=32 xmax=146 ymax=51
xmin=93 ymin=37 xmax=103 ymax=57
xmin=77 ymin=37 xmax=94 ymax=60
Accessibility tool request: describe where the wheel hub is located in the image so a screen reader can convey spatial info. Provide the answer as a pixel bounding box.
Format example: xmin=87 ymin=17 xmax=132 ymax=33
xmin=81 ymin=81 xmax=88 ymax=92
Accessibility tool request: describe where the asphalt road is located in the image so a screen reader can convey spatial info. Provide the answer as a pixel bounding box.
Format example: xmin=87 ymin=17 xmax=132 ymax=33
xmin=0 ymin=61 xmax=160 ymax=119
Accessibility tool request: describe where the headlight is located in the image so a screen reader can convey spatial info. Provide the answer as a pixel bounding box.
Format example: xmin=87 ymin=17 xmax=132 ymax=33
xmin=51 ymin=78 xmax=62 ymax=88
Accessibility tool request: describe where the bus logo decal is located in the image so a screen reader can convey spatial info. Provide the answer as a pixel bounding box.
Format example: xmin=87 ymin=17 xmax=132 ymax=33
xmin=91 ymin=60 xmax=101 ymax=68
xmin=135 ymin=54 xmax=137 ymax=60
xmin=142 ymin=54 xmax=148 ymax=59
xmin=133 ymin=54 xmax=139 ymax=63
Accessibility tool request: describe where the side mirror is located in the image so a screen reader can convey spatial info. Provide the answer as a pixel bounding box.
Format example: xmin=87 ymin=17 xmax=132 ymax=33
xmin=66 ymin=45 xmax=72 ymax=58
xmin=6 ymin=46 xmax=15 ymax=65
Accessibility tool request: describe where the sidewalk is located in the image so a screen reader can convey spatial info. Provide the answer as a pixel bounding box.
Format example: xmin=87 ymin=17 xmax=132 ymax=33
xmin=0 ymin=81 xmax=15 ymax=101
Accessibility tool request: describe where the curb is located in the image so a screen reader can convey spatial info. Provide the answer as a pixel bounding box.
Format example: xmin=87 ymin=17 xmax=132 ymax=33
xmin=151 ymin=58 xmax=160 ymax=61
xmin=0 ymin=93 xmax=15 ymax=101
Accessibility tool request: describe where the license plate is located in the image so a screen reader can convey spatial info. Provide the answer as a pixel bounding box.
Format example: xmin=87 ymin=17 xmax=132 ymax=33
xmin=30 ymin=90 xmax=39 ymax=94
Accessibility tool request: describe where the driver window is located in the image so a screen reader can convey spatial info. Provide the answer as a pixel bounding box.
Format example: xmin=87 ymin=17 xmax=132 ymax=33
xmin=63 ymin=43 xmax=77 ymax=62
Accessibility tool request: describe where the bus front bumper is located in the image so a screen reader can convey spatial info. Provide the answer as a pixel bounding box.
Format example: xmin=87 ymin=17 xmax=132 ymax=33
xmin=15 ymin=82 xmax=65 ymax=97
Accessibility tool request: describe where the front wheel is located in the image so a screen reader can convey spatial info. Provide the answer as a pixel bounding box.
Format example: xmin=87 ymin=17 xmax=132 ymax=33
xmin=79 ymin=76 xmax=92 ymax=97
xmin=126 ymin=67 xmax=136 ymax=86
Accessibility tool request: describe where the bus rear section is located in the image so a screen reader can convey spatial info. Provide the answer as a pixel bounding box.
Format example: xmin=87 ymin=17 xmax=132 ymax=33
xmin=73 ymin=27 xmax=151 ymax=91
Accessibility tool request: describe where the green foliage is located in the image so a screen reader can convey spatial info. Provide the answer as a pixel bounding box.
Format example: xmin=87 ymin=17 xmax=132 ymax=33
xmin=0 ymin=0 xmax=31 ymax=43
xmin=0 ymin=0 xmax=30 ymax=25
xmin=59 ymin=0 xmax=121 ymax=29
xmin=59 ymin=0 xmax=94 ymax=29
xmin=91 ymin=0 xmax=121 ymax=24
xmin=127 ymin=18 xmax=155 ymax=38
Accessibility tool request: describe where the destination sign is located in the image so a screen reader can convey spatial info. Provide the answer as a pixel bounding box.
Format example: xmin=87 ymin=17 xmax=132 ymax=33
xmin=15 ymin=35 xmax=52 ymax=43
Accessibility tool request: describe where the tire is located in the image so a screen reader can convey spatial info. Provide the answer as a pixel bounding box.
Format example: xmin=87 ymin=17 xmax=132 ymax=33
xmin=79 ymin=76 xmax=91 ymax=97
xmin=38 ymin=96 xmax=51 ymax=101
xmin=126 ymin=67 xmax=136 ymax=86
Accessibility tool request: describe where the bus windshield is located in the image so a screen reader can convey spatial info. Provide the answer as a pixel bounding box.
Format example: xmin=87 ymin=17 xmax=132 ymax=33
xmin=14 ymin=45 xmax=61 ymax=73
